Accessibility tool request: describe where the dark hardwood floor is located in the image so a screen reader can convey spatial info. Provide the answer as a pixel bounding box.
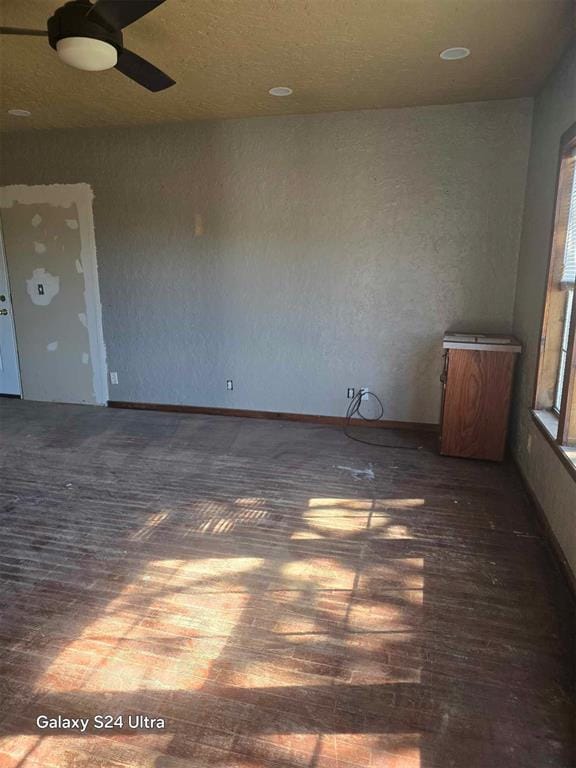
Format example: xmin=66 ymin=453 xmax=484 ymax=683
xmin=0 ymin=399 xmax=574 ymax=768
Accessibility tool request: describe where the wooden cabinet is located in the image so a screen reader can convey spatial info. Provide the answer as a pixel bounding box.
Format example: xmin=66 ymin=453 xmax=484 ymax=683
xmin=440 ymin=335 xmax=522 ymax=461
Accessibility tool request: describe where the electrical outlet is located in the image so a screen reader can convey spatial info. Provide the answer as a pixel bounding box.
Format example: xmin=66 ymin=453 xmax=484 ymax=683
xmin=110 ymin=372 xmax=118 ymax=385
xmin=226 ymin=380 xmax=233 ymax=391
xmin=360 ymin=387 xmax=369 ymax=401
xmin=347 ymin=388 xmax=355 ymax=399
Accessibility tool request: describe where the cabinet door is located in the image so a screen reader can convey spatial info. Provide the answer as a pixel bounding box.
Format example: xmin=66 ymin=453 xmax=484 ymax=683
xmin=440 ymin=349 xmax=515 ymax=461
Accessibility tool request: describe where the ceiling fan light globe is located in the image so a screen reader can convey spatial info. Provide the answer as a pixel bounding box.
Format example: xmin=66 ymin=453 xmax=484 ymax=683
xmin=56 ymin=37 xmax=117 ymax=71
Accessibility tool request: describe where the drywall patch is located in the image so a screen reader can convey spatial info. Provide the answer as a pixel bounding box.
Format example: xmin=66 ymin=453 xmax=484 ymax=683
xmin=26 ymin=268 xmax=60 ymax=306
xmin=47 ymin=341 xmax=58 ymax=352
xmin=34 ymin=242 xmax=46 ymax=254
xmin=82 ymin=352 xmax=89 ymax=365
xmin=31 ymin=213 xmax=42 ymax=227
xmin=66 ymin=219 xmax=79 ymax=230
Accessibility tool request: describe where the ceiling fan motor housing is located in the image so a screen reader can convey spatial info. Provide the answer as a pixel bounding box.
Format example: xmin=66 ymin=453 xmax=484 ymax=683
xmin=47 ymin=1 xmax=123 ymax=52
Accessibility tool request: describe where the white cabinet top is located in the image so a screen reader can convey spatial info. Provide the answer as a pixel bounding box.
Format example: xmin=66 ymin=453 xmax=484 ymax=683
xmin=443 ymin=333 xmax=522 ymax=353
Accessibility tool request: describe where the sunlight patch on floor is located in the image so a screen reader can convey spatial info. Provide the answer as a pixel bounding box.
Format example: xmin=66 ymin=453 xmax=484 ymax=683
xmin=129 ymin=511 xmax=170 ymax=541
xmin=251 ymin=732 xmax=421 ymax=768
xmin=0 ymin=731 xmax=420 ymax=768
xmin=30 ymin=491 xmax=425 ymax=764
xmin=299 ymin=498 xmax=422 ymax=539
xmin=0 ymin=732 xmax=175 ymax=768
xmin=307 ymin=498 xmax=425 ymax=511
xmin=35 ymin=557 xmax=263 ymax=694
xmin=280 ymin=557 xmax=357 ymax=590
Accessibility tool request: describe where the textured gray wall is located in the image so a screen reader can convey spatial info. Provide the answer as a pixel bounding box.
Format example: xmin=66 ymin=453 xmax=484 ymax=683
xmin=511 ymin=44 xmax=576 ymax=576
xmin=0 ymin=99 xmax=532 ymax=422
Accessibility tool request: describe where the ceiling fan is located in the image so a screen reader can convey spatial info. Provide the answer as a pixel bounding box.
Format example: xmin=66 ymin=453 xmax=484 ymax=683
xmin=0 ymin=0 xmax=175 ymax=92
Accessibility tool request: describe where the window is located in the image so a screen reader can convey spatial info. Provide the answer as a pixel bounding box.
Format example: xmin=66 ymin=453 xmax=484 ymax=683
xmin=534 ymin=123 xmax=576 ymax=448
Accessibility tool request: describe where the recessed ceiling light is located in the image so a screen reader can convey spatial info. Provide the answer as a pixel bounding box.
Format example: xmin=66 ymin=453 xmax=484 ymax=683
xmin=8 ymin=109 xmax=32 ymax=117
xmin=440 ymin=47 xmax=470 ymax=61
xmin=269 ymin=87 xmax=293 ymax=97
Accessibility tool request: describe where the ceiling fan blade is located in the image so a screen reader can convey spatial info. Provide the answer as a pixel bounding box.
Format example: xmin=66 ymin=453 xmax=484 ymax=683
xmin=115 ymin=48 xmax=175 ymax=91
xmin=88 ymin=0 xmax=167 ymax=30
xmin=0 ymin=27 xmax=48 ymax=37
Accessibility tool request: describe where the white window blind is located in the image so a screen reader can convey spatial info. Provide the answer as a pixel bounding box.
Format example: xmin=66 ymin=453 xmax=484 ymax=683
xmin=561 ymin=155 xmax=576 ymax=288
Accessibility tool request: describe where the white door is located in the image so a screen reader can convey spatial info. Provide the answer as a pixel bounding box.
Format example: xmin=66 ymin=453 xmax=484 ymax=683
xmin=0 ymin=220 xmax=22 ymax=396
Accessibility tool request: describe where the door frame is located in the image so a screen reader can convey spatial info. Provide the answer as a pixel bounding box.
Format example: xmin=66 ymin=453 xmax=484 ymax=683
xmin=0 ymin=215 xmax=22 ymax=397
xmin=0 ymin=183 xmax=109 ymax=404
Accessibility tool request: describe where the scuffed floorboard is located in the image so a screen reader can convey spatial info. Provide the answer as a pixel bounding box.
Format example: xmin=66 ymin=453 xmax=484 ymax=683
xmin=0 ymin=400 xmax=574 ymax=767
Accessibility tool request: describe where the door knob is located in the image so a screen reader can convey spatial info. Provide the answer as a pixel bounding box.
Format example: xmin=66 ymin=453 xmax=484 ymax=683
xmin=0 ymin=309 xmax=8 ymax=316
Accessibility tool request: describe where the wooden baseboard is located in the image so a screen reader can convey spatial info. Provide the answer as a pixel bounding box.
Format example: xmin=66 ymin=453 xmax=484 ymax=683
xmin=107 ymin=400 xmax=439 ymax=432
xmin=513 ymin=456 xmax=576 ymax=601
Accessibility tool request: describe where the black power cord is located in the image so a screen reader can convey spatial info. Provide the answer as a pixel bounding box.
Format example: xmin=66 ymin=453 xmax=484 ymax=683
xmin=344 ymin=390 xmax=423 ymax=450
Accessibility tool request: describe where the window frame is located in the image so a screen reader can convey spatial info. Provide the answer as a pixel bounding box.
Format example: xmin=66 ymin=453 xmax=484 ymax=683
xmin=553 ymin=287 xmax=573 ymax=414
xmin=532 ymin=122 xmax=576 ymax=458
